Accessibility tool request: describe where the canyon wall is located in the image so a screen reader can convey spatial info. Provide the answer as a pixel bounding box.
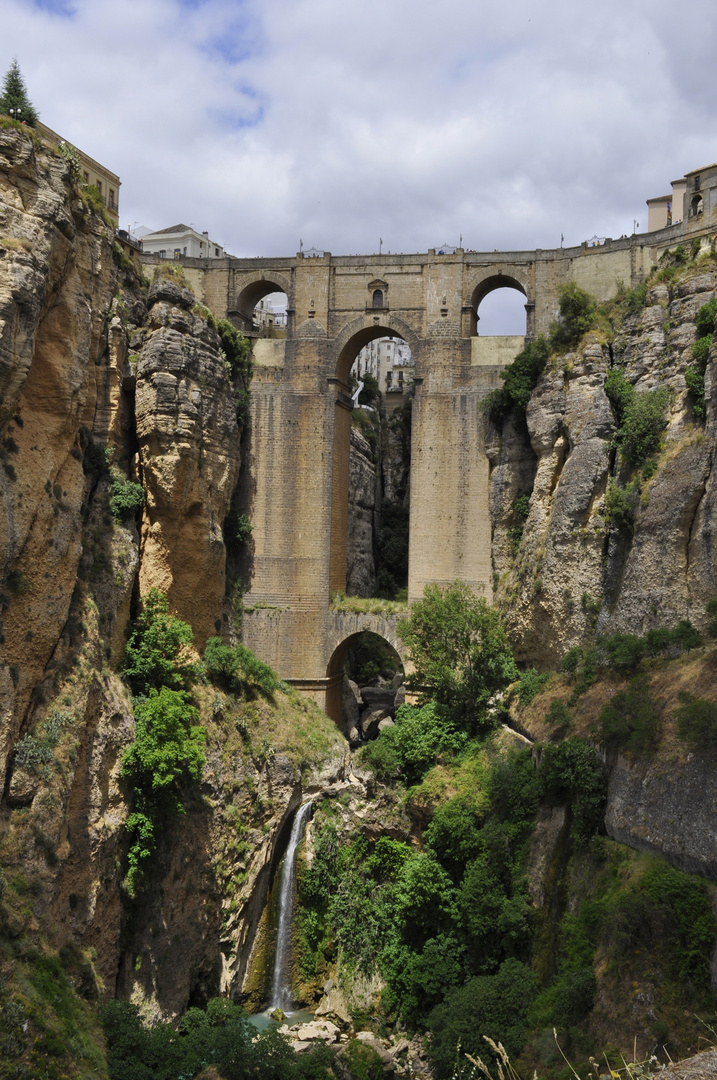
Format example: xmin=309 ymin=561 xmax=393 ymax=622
xmin=488 ymin=274 xmax=717 ymax=665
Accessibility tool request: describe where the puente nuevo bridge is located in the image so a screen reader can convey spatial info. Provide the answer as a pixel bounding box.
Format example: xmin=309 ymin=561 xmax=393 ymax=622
xmin=141 ymin=197 xmax=716 ymax=718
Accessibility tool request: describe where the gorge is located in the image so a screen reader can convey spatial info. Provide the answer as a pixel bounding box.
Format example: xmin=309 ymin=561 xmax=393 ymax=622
xmin=1 ymin=119 xmax=717 ymax=1080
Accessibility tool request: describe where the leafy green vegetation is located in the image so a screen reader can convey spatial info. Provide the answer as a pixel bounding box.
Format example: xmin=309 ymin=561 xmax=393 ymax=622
xmin=109 ymin=471 xmax=145 ymax=522
xmin=102 ymin=997 xmax=335 ymax=1079
xmin=685 ymin=298 xmax=717 ymax=419
xmin=204 ymin=637 xmax=279 ymax=698
xmin=594 ymin=675 xmax=662 ymax=754
xmin=482 ymin=335 xmax=550 ymax=422
xmin=397 ymin=580 xmax=518 ymax=733
xmin=514 ymin=667 xmax=550 ymax=706
xmin=361 ymin=701 xmax=468 ymax=784
xmin=549 ymin=282 xmax=597 ymax=350
xmin=121 ymin=688 xmax=206 ymax=896
xmin=561 ymin=621 xmax=703 ymax=702
xmin=13 ymin=707 xmax=73 ymax=780
xmin=122 ymin=588 xmax=196 ymax=695
xmin=675 ymin=692 xmax=717 ymax=754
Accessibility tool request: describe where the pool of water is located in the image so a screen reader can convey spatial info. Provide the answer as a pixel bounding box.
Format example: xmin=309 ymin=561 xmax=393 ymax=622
xmin=248 ymin=1009 xmax=315 ymax=1031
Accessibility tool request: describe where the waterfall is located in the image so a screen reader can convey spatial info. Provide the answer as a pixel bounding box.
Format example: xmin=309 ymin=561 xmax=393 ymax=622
xmin=270 ymin=799 xmax=312 ymax=1012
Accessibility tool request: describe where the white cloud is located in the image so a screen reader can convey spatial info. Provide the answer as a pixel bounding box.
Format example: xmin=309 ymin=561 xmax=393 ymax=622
xmin=2 ymin=0 xmax=715 ymax=260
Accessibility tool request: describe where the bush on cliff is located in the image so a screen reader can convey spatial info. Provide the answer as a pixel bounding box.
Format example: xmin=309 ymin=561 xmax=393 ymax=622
xmin=121 ymin=687 xmax=206 ymax=896
xmin=203 ymin=637 xmax=279 ymax=698
xmin=397 ymin=580 xmax=518 ymax=734
xmin=123 ymin=588 xmax=196 ymax=695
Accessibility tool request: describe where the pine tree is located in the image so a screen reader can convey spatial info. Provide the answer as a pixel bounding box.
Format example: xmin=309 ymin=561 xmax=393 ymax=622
xmin=0 ymin=59 xmax=39 ymax=127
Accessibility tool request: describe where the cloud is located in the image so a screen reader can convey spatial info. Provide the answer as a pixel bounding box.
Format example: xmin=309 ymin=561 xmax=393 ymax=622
xmin=2 ymin=0 xmax=715 ymax=263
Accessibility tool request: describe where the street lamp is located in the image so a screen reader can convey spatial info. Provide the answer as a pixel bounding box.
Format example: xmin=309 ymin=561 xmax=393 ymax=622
xmin=8 ymin=107 xmax=21 ymax=122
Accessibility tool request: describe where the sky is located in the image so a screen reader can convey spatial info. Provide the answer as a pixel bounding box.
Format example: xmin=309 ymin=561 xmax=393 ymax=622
xmin=3 ymin=0 xmax=717 ymax=329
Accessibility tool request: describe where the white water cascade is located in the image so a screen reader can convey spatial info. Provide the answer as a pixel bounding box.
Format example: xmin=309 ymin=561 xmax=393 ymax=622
xmin=270 ymin=800 xmax=313 ymax=1012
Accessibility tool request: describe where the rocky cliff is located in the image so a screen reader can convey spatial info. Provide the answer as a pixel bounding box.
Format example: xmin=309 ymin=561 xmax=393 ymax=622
xmin=0 ymin=125 xmax=348 ymax=1064
xmin=488 ymin=270 xmax=717 ymax=665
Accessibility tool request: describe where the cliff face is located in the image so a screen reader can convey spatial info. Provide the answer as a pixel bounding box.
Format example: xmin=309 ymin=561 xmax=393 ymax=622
xmin=0 ymin=125 xmax=117 ymax=764
xmin=0 ymin=126 xmax=351 ymax=1045
xmin=134 ymin=277 xmax=242 ymax=648
xmin=489 ymin=272 xmax=717 ymax=664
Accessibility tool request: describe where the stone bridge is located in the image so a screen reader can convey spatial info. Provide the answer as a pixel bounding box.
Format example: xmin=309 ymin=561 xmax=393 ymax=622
xmin=141 ymin=227 xmax=690 ymax=718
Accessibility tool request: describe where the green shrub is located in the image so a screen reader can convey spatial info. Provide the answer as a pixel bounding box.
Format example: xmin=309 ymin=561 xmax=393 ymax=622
xmin=203 ymin=637 xmax=279 ymax=698
xmin=341 ymin=1040 xmax=384 ymax=1080
xmin=544 ymin=698 xmax=572 ymax=733
xmin=515 ymin=667 xmax=549 ymax=706
xmin=122 ymin=588 xmax=196 ymax=695
xmin=595 ymin=675 xmax=662 ymax=754
xmin=695 ymin=297 xmax=717 ymax=339
xmin=675 ymin=692 xmax=717 ymax=754
xmin=538 ymin=737 xmax=607 ymax=840
xmin=610 ymin=862 xmax=715 ymax=989
xmin=550 ymin=282 xmax=597 ymax=349
xmin=397 ymin=581 xmax=517 ymax=733
xmin=508 ymin=492 xmax=532 ymax=552
xmin=428 ymin=958 xmax=537 ymax=1079
xmin=482 ymin=336 xmax=551 ymax=423
xmin=599 ymin=632 xmax=645 ymax=669
xmin=620 ymin=386 xmax=670 ymax=467
xmin=707 ymin=598 xmax=717 ymax=638
xmin=361 ymin=702 xmax=466 ymax=786
xmin=686 ymin=333 xmax=712 ymax=419
xmin=109 ymin=474 xmax=145 ymax=521
xmin=121 ymin=687 xmax=206 ymax=896
xmin=604 ymin=479 xmax=636 ymax=534
xmin=604 ymin=368 xmax=635 ymax=426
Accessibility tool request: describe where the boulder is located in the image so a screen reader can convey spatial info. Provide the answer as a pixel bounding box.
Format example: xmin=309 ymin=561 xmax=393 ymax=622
xmin=360 ymin=686 xmax=396 ymax=711
xmin=361 ymin=708 xmax=390 ymax=740
xmin=378 ymin=717 xmax=394 ymax=732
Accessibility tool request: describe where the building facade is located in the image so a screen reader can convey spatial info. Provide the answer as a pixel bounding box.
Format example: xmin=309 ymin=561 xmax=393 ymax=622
xmin=140 ymin=224 xmax=225 ymax=260
xmin=36 ymin=121 xmax=120 ymax=224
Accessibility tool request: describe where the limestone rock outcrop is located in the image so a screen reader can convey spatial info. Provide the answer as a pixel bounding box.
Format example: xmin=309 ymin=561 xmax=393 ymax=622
xmin=490 ymin=271 xmax=717 ymax=664
xmin=135 ymin=281 xmax=242 ymax=647
xmin=0 ymin=126 xmax=117 ymax=762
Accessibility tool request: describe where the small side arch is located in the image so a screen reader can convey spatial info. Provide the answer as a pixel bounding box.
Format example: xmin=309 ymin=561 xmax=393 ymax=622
xmin=466 ymin=271 xmax=531 ymax=338
xmin=325 ymin=619 xmax=409 ymax=725
xmin=231 ymin=272 xmax=293 ymax=332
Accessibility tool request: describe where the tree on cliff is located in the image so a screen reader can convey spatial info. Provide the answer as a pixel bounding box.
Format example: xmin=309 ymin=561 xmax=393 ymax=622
xmin=0 ymin=59 xmax=39 ymax=127
xmin=397 ymin=580 xmax=518 ymax=733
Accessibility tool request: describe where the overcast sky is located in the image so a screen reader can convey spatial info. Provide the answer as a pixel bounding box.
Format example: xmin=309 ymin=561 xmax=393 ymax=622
xmin=3 ymin=0 xmax=716 ymax=268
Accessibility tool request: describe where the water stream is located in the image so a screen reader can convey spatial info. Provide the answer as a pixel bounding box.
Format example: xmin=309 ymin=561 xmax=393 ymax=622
xmin=270 ymin=799 xmax=313 ymax=1012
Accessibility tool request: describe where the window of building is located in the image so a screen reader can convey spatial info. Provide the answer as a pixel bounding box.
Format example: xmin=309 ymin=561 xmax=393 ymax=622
xmin=694 ymin=175 xmax=701 ymax=191
xmin=159 ymin=249 xmax=166 ymax=258
xmin=215 ymin=247 xmax=219 ymax=256
xmin=109 ymin=188 xmax=115 ymax=208
xmin=82 ymin=170 xmax=89 ymax=183
xmin=96 ymin=180 xmax=101 ymax=194
xmin=372 ymin=289 xmax=383 ymax=308
xmin=691 ymin=194 xmax=704 ymax=217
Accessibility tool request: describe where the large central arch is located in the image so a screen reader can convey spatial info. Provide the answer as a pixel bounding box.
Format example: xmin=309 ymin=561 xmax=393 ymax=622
xmin=328 ymin=316 xmax=420 ymax=596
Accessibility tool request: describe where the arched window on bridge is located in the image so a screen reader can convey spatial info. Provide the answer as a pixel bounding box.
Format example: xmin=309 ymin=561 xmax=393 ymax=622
xmin=252 ymin=292 xmax=288 ymax=337
xmin=372 ymin=289 xmax=384 ymax=308
xmin=327 ymin=631 xmax=405 ymax=744
xmin=476 ymin=287 xmax=527 ymax=335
